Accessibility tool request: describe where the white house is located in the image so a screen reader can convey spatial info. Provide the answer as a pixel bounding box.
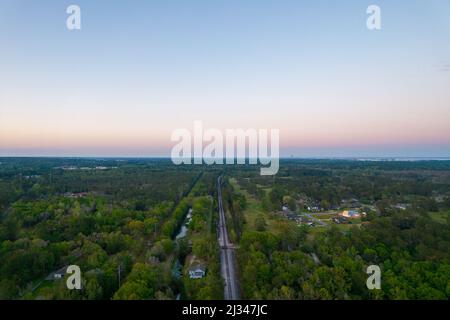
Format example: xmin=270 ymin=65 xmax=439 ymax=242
xmin=188 ymin=265 xmax=206 ymax=279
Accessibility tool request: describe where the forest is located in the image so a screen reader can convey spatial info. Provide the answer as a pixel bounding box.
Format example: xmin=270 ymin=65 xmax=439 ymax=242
xmin=222 ymin=160 xmax=450 ymax=299
xmin=0 ymin=158 xmax=449 ymax=300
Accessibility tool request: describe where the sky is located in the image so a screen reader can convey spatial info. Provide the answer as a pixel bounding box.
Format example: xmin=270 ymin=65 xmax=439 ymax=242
xmin=0 ymin=0 xmax=450 ymax=157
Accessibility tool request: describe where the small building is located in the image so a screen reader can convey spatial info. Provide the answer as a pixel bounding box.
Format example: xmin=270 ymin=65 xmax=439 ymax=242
xmin=148 ymin=256 xmax=160 ymax=264
xmin=333 ymin=215 xmax=349 ymax=224
xmin=65 ymin=192 xmax=89 ymax=199
xmin=188 ymin=265 xmax=206 ymax=279
xmin=340 ymin=210 xmax=362 ymax=219
xmin=286 ymin=212 xmax=298 ymax=221
xmin=394 ymin=203 xmax=408 ymax=210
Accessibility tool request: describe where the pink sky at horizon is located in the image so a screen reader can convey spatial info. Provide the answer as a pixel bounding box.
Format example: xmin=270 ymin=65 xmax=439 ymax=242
xmin=1 ymin=1 xmax=450 ymax=157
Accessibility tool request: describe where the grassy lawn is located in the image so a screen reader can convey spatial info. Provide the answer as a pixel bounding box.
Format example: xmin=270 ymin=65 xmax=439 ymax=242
xmin=256 ymin=184 xmax=272 ymax=193
xmin=310 ymin=213 xmax=336 ymax=220
xmin=428 ymin=211 xmax=449 ymax=224
xmin=229 ymin=178 xmax=368 ymax=241
xmin=305 ymin=225 xmax=329 ymax=242
xmin=306 ymin=222 xmax=360 ymax=239
xmin=229 ymin=178 xmax=278 ymax=233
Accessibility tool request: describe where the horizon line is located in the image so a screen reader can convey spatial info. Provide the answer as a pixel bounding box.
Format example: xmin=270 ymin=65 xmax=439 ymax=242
xmin=1 ymin=156 xmax=450 ymax=161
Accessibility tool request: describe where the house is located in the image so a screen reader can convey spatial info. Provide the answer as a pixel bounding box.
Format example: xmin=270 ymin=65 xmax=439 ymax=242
xmin=340 ymin=210 xmax=362 ymax=219
xmin=188 ymin=265 xmax=206 ymax=279
xmin=394 ymin=203 xmax=407 ymax=210
xmin=64 ymin=192 xmax=89 ymax=199
xmin=148 ymin=256 xmax=160 ymax=264
xmin=295 ymin=217 xmax=302 ymax=224
xmin=349 ymin=199 xmax=361 ymax=209
xmin=333 ymin=216 xmax=349 ymax=224
xmin=46 ymin=266 xmax=69 ymax=280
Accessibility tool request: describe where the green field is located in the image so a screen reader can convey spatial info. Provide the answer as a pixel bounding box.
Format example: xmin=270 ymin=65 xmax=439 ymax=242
xmin=429 ymin=211 xmax=450 ymax=224
xmin=229 ymin=178 xmax=279 ymax=233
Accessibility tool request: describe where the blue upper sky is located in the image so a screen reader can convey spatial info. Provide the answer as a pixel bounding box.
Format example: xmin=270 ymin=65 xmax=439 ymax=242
xmin=1 ymin=0 xmax=449 ymax=157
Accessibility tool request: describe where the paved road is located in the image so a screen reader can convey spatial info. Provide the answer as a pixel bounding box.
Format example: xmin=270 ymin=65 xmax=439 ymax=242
xmin=217 ymin=176 xmax=240 ymax=300
xmin=301 ymin=212 xmax=327 ymax=226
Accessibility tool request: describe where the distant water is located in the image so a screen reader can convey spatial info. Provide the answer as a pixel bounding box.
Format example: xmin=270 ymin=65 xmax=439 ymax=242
xmin=283 ymin=157 xmax=450 ymax=161
xmin=175 ymin=209 xmax=193 ymax=240
xmin=354 ymin=157 xmax=450 ymax=162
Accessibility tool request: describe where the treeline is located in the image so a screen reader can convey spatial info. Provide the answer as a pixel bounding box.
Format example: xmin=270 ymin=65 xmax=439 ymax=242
xmin=0 ymin=159 xmax=211 ymax=300
xmin=221 ymin=178 xmax=246 ymax=242
xmin=231 ymin=162 xmax=450 ymax=211
xmin=182 ymin=196 xmax=223 ymax=299
xmin=236 ymin=209 xmax=449 ymax=299
xmin=0 ymin=158 xmax=200 ymax=210
xmin=112 ymin=171 xmax=222 ymax=300
xmin=228 ymin=160 xmax=450 ymax=300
